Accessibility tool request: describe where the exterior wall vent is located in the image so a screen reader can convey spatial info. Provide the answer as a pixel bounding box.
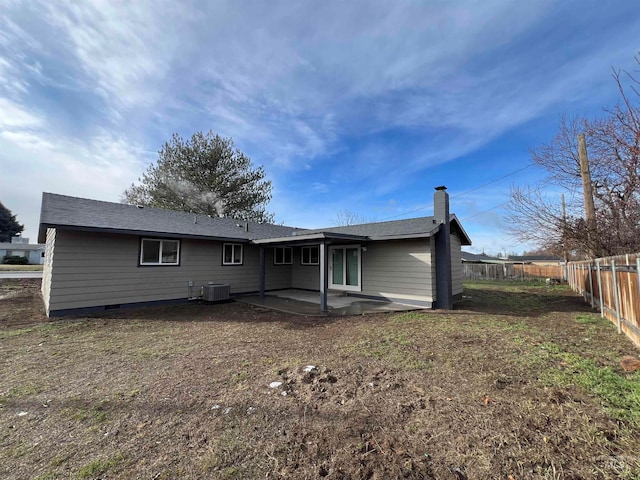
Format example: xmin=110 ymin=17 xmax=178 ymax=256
xmin=203 ymin=283 xmax=231 ymax=302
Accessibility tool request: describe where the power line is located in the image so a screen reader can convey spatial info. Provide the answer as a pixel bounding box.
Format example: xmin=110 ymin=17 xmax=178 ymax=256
xmin=460 ymin=201 xmax=510 ymax=221
xmin=378 ymin=163 xmax=533 ymax=221
xmin=450 ymin=164 xmax=533 ymax=201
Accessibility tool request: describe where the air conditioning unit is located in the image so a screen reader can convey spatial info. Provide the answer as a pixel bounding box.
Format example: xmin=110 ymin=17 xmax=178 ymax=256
xmin=203 ymin=283 xmax=230 ymax=302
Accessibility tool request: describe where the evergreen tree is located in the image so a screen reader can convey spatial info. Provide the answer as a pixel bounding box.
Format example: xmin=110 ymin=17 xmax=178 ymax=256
xmin=123 ymin=131 xmax=274 ymax=223
xmin=0 ymin=202 xmax=24 ymax=242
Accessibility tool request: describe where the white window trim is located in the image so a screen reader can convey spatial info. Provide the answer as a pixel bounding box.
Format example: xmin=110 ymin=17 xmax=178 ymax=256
xmin=140 ymin=238 xmax=180 ymax=266
xmin=274 ymin=247 xmax=292 ymax=265
xmin=301 ymin=246 xmax=319 ymax=265
xmin=223 ymin=243 xmax=243 ymax=265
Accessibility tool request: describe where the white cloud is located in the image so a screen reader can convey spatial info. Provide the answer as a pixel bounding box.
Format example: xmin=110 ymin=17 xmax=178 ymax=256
xmin=40 ymin=0 xmax=186 ymax=113
xmin=0 ymin=97 xmax=42 ymax=128
xmin=0 ymin=0 xmax=639 ymax=252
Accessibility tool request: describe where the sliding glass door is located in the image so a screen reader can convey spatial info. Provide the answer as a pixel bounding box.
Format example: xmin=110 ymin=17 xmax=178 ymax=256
xmin=329 ymin=246 xmax=361 ymax=291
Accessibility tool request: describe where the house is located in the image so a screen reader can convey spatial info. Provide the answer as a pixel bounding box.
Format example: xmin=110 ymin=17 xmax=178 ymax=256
xmin=507 ymin=255 xmax=563 ymax=266
xmin=38 ymin=186 xmax=471 ymax=317
xmin=461 ymin=251 xmax=508 ymax=264
xmin=0 ymin=237 xmax=45 ymax=265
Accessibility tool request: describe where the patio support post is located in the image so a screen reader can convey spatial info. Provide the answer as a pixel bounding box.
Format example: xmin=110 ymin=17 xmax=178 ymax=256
xmin=319 ymin=240 xmax=329 ymax=312
xmin=259 ymin=246 xmax=265 ymax=299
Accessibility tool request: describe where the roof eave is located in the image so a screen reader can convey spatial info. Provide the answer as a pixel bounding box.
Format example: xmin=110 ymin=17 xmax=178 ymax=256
xmin=38 ymin=223 xmax=252 ymax=243
xmin=367 ymin=232 xmax=433 ymax=241
xmin=252 ymin=232 xmax=369 ymax=244
xmin=450 ymin=215 xmax=472 ymax=246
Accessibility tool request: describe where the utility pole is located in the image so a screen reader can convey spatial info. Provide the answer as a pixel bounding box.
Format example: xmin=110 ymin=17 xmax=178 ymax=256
xmin=578 ymin=133 xmax=597 ymax=258
xmin=561 ymin=193 xmax=568 ymax=264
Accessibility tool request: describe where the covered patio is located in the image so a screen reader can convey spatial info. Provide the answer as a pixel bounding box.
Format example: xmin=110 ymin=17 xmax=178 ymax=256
xmin=255 ymin=233 xmax=367 ymax=312
xmin=236 ymin=289 xmax=421 ymax=316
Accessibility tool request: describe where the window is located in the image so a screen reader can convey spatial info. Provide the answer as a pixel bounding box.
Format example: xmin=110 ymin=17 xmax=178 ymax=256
xmin=273 ymin=247 xmax=292 ymax=265
xmin=140 ymin=239 xmax=180 ymax=265
xmin=223 ymin=243 xmax=243 ymax=265
xmin=301 ymin=246 xmax=319 ymax=265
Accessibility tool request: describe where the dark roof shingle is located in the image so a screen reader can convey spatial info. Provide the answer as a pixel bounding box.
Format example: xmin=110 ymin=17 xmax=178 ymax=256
xmin=38 ymin=193 xmax=297 ymax=242
xmin=38 ymin=193 xmax=472 ymax=246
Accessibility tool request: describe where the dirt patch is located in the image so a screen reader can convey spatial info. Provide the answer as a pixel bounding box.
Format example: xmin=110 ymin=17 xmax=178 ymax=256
xmin=0 ymin=279 xmax=47 ymax=327
xmin=1 ymin=279 xmax=639 ymax=479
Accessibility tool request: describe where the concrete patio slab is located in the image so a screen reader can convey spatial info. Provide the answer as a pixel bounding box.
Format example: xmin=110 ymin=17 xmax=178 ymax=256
xmin=235 ymin=289 xmax=421 ymax=316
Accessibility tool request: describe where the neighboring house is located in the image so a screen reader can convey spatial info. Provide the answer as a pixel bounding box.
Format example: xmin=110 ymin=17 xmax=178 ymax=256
xmin=461 ymin=251 xmax=509 ymax=264
xmin=0 ymin=237 xmax=45 ymax=264
xmin=507 ymin=255 xmax=563 ymax=266
xmin=38 ymin=187 xmax=471 ymax=317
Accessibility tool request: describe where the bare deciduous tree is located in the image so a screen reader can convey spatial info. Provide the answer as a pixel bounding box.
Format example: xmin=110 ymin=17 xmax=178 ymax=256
xmin=507 ymin=56 xmax=640 ymax=258
xmin=333 ymin=209 xmax=372 ymax=226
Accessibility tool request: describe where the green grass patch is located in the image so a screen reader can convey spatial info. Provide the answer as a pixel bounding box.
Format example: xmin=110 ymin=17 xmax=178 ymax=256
xmin=77 ymin=457 xmax=119 ymax=479
xmin=34 ymin=473 xmax=59 ymax=480
xmin=348 ymin=328 xmax=432 ymax=370
xmin=575 ymin=313 xmax=600 ymax=324
xmin=0 ymin=323 xmax=60 ymax=340
xmin=0 ymin=327 xmax=36 ymax=339
xmin=3 ymin=383 xmax=42 ymax=398
xmin=63 ymin=401 xmax=109 ymax=425
xmin=544 ymin=350 xmax=640 ymax=426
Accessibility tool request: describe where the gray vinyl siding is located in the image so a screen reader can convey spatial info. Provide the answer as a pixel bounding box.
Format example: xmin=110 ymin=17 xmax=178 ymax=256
xmin=41 ymin=228 xmax=56 ymax=314
xmin=450 ymin=232 xmax=463 ymax=296
xmin=47 ymin=230 xmax=291 ymax=313
xmin=291 ymin=247 xmax=320 ymax=290
xmin=360 ymin=239 xmax=433 ymax=304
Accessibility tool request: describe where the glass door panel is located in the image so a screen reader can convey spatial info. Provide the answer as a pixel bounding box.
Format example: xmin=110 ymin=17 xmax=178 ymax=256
xmin=346 ymin=247 xmax=359 ymax=286
xmin=332 ymin=248 xmax=344 ymax=285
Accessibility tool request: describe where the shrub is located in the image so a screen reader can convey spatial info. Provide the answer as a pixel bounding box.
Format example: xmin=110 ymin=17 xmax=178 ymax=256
xmin=1 ymin=255 xmax=29 ymax=265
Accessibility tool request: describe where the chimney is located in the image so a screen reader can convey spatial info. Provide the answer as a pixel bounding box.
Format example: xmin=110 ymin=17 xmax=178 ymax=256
xmin=434 ymin=185 xmax=449 ymax=224
xmin=433 ymin=186 xmax=453 ymax=309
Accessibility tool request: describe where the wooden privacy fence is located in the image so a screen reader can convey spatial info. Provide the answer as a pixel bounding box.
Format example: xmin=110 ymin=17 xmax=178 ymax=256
xmin=463 ymin=263 xmax=565 ymax=282
xmin=567 ymin=253 xmax=640 ymax=348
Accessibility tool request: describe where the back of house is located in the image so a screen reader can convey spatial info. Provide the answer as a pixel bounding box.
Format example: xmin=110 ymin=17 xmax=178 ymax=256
xmin=38 ymin=188 xmax=471 ymax=316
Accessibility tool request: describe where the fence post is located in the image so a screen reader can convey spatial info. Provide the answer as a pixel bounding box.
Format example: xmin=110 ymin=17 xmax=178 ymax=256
xmin=588 ymin=261 xmax=594 ymax=308
xmin=582 ymin=264 xmax=587 ymax=300
xmin=596 ymin=259 xmax=604 ymax=318
xmin=568 ymin=263 xmax=572 ymax=290
xmin=637 ymin=257 xmax=640 ymax=314
xmin=611 ymin=259 xmax=622 ymax=334
xmin=569 ymin=263 xmax=573 ymax=290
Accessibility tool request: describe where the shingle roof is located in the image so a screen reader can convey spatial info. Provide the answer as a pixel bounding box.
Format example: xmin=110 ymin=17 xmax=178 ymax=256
xmin=255 ymin=216 xmax=471 ymax=245
xmin=38 ymin=193 xmax=472 ymax=246
xmin=461 ymin=251 xmax=505 ymax=263
xmin=508 ymin=255 xmax=563 ymax=262
xmin=305 ymin=217 xmax=438 ymax=238
xmin=38 ymin=193 xmax=297 ymax=243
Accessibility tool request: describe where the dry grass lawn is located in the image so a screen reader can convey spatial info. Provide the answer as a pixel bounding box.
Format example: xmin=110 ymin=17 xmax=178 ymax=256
xmin=0 ymin=265 xmax=43 ymax=271
xmin=1 ymin=279 xmax=639 ymax=479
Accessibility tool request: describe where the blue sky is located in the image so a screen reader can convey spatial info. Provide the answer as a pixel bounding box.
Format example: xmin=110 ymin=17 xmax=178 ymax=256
xmin=1 ymin=1 xmax=638 ymax=254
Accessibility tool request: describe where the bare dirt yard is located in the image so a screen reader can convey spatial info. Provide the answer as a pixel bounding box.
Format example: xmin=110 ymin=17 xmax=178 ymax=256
xmin=1 ymin=279 xmax=639 ymax=480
